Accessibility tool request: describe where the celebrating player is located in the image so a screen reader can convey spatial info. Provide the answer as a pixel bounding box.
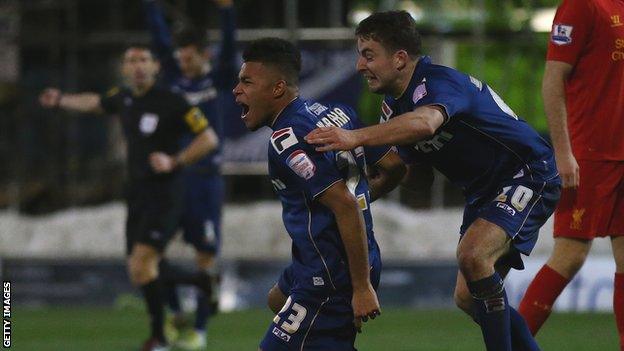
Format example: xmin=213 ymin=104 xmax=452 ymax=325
xmin=39 ymin=44 xmax=219 ymax=351
xmin=233 ymin=37 xmax=405 ymax=350
xmin=518 ymin=1 xmax=624 ymax=348
xmin=305 ymin=11 xmax=561 ymax=351
xmin=142 ymin=0 xmax=236 ymax=347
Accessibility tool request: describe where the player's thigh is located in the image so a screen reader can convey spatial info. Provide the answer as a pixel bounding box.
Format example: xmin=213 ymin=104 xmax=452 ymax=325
xmin=136 ymin=178 xmax=185 ymax=252
xmin=260 ymin=293 xmax=356 ymax=351
xmin=457 ymin=219 xmax=511 ymax=273
xmin=462 ymin=177 xmax=560 ymax=272
xmin=181 ymin=176 xmax=223 ymax=253
xmin=555 ymin=160 xmax=623 ymax=238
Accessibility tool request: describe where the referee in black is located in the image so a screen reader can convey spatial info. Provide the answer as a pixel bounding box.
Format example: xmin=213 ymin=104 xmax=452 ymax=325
xmin=39 ymin=44 xmax=218 ymax=351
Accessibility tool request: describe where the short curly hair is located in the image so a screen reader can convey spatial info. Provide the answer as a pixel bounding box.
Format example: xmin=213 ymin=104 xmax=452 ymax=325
xmin=242 ymin=37 xmax=302 ymax=86
xmin=355 ymin=11 xmax=422 ymax=58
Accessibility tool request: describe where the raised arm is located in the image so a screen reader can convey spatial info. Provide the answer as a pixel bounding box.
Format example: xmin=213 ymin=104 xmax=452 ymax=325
xmin=142 ymin=0 xmax=179 ymax=74
xmin=213 ymin=0 xmax=237 ymax=89
xmin=305 ymin=105 xmax=445 ymax=152
xmin=317 ymin=182 xmax=380 ymax=323
xmin=542 ymin=60 xmax=577 ymax=188
xmin=39 ymin=88 xmax=103 ymax=114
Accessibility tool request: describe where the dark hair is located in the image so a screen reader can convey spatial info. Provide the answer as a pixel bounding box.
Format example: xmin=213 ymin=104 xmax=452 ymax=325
xmin=355 ymin=11 xmax=421 ymax=58
xmin=242 ymin=37 xmax=302 ymax=86
xmin=122 ymin=43 xmax=156 ymax=59
xmin=175 ymin=27 xmax=208 ymax=50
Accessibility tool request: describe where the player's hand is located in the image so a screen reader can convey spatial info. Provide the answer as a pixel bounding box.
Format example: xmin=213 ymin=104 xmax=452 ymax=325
xmin=39 ymin=88 xmax=62 ymax=108
xmin=149 ymin=152 xmax=177 ymax=173
xmin=555 ymin=151 xmax=579 ymax=188
xmin=212 ymin=0 xmax=233 ymax=8
xmin=351 ymin=283 xmax=381 ymax=330
xmin=304 ymin=126 xmax=358 ymax=152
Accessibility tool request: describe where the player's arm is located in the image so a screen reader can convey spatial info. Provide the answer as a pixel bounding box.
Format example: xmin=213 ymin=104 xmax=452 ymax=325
xmin=39 ymin=88 xmax=104 ymax=114
xmin=317 ymin=182 xmax=380 ymax=322
xmin=213 ymin=0 xmax=237 ymax=88
xmin=305 ymin=105 xmax=445 ymax=152
xmin=150 ymin=127 xmax=218 ymax=173
xmin=542 ymin=60 xmax=578 ymax=188
xmin=142 ymin=0 xmax=178 ymax=71
xmin=368 ymin=150 xmax=406 ymax=201
xmin=150 ymin=106 xmax=219 ymax=173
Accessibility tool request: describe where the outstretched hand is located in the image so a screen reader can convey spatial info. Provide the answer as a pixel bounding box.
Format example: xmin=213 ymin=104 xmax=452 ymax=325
xmin=304 ymin=126 xmax=359 ymax=152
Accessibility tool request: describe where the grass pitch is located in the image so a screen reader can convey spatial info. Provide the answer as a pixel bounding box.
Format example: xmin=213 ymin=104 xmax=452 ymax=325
xmin=12 ymin=306 xmax=619 ymax=350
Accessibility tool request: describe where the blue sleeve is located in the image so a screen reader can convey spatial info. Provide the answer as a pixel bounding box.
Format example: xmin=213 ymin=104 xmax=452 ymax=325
xmin=142 ymin=0 xmax=181 ymax=79
xmin=270 ymin=126 xmax=343 ymax=199
xmin=213 ymin=6 xmax=237 ymax=90
xmin=343 ymin=105 xmax=392 ymax=166
xmin=413 ymin=70 xmax=470 ymax=123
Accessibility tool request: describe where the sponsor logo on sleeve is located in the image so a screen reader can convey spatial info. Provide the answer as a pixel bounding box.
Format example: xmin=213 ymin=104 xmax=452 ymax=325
xmin=139 ymin=113 xmax=159 ymax=135
xmin=286 ymin=150 xmax=316 ymax=180
xmin=271 ymin=127 xmax=299 ymax=154
xmin=551 ymin=24 xmax=573 ymax=45
xmin=412 ymin=79 xmax=428 ymax=104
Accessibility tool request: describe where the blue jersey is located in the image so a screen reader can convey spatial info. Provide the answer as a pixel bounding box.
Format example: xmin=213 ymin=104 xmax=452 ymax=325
xmin=268 ymin=97 xmax=390 ymax=295
xmin=144 ymin=0 xmax=237 ymax=174
xmin=382 ymin=56 xmax=557 ymax=203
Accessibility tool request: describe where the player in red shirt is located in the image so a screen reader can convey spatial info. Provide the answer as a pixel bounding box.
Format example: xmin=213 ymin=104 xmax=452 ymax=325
xmin=518 ymin=0 xmax=624 ymax=348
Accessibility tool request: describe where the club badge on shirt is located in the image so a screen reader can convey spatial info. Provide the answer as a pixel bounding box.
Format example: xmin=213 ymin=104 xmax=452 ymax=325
xmin=286 ymin=150 xmax=316 ymax=180
xmin=413 ymin=79 xmax=428 ymax=104
xmin=551 ymin=24 xmax=573 ymax=45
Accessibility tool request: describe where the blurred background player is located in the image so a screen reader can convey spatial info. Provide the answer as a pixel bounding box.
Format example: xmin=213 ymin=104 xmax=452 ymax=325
xmin=142 ymin=0 xmax=236 ymax=348
xmin=39 ymin=44 xmax=219 ymax=351
xmin=233 ymin=37 xmax=404 ymax=350
xmin=518 ymin=0 xmax=624 ymax=348
xmin=305 ymin=11 xmax=561 ymax=351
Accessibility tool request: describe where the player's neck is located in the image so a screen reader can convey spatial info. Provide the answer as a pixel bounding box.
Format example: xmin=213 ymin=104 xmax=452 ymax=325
xmin=390 ymin=59 xmax=418 ymax=99
xmin=130 ymin=80 xmax=155 ymax=97
xmin=269 ymin=92 xmax=299 ymax=127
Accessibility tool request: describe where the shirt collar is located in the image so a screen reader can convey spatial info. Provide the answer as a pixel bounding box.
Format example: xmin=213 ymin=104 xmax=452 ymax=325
xmin=270 ymin=96 xmax=304 ymax=130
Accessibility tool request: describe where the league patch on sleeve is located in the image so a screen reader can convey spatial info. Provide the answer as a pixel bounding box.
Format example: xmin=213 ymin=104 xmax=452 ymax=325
xmin=286 ymin=150 xmax=316 ymax=180
xmin=551 ymin=24 xmax=573 ymax=45
xmin=412 ymin=79 xmax=428 ymax=104
xmin=271 ymin=127 xmax=299 ymax=154
xmin=184 ymin=107 xmax=209 ymax=133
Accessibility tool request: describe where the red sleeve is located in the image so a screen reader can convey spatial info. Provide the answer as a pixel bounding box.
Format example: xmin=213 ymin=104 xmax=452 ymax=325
xmin=546 ymin=0 xmax=595 ymax=65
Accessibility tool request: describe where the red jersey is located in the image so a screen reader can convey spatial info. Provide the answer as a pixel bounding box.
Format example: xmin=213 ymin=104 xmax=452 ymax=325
xmin=547 ymin=0 xmax=624 ymax=161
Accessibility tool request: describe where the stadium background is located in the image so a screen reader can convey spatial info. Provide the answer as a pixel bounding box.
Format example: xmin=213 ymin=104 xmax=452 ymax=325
xmin=0 ymin=0 xmax=619 ymax=349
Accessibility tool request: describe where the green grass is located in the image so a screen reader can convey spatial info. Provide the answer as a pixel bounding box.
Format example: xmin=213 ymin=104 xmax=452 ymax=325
xmin=10 ymin=306 xmax=619 ymax=350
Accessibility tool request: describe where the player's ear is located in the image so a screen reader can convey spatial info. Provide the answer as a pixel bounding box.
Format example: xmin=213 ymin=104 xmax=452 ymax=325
xmin=395 ymin=50 xmax=408 ymax=71
xmin=273 ymin=80 xmax=287 ymax=98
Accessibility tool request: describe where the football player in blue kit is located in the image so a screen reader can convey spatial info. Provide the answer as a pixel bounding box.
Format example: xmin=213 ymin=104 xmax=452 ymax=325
xmin=306 ymin=11 xmax=561 ymax=351
xmin=142 ymin=0 xmax=236 ymax=347
xmin=233 ymin=38 xmax=405 ymax=350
